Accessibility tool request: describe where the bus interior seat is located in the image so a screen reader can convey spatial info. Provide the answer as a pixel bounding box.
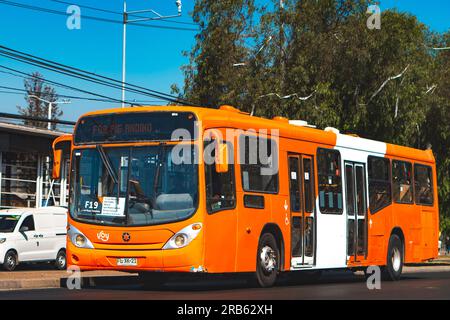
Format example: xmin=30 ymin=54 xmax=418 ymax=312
xmin=152 ymin=194 xmax=194 ymax=220
xmin=128 ymin=194 xmax=195 ymax=224
xmin=155 ymin=193 xmax=194 ymax=210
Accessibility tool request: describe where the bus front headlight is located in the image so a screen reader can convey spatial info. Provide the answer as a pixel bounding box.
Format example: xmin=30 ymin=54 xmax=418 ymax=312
xmin=163 ymin=223 xmax=202 ymax=250
xmin=68 ymin=225 xmax=94 ymax=249
xmin=75 ymin=234 xmax=86 ymax=247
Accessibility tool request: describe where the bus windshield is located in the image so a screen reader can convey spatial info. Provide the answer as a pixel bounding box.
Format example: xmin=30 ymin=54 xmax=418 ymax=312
xmin=0 ymin=215 xmax=20 ymax=233
xmin=69 ymin=144 xmax=198 ymax=226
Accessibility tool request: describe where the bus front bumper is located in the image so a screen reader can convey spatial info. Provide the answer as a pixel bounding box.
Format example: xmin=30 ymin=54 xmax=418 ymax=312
xmin=66 ymin=240 xmax=205 ymax=273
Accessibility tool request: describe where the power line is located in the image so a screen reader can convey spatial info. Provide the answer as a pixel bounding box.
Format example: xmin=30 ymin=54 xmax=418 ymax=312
xmin=0 ymin=0 xmax=198 ymax=31
xmin=0 ymin=85 xmax=153 ymax=103
xmin=0 ymin=69 xmax=163 ymax=104
xmin=0 ymin=45 xmax=197 ymax=106
xmin=0 ymin=85 xmax=166 ymax=104
xmin=0 ymin=64 xmax=140 ymax=106
xmin=0 ymin=69 xmax=126 ymax=104
xmin=0 ymin=44 xmax=192 ymax=104
xmin=0 ymin=51 xmax=187 ymax=105
xmin=0 ymin=112 xmax=76 ymax=125
xmin=50 ymin=0 xmax=199 ymax=26
xmin=0 ymin=88 xmax=109 ymax=103
xmin=0 ymin=50 xmax=158 ymax=101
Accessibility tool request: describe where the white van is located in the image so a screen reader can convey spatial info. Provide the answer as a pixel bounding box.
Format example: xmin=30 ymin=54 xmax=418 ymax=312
xmin=0 ymin=207 xmax=67 ymax=271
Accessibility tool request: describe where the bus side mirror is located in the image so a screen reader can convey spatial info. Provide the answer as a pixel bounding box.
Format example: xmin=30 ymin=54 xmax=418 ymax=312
xmin=215 ymin=143 xmax=229 ymax=173
xmin=52 ymin=149 xmax=63 ymax=180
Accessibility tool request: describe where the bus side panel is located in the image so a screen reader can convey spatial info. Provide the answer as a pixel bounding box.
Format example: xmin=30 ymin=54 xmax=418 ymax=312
xmin=366 ymin=207 xmax=388 ymax=266
xmin=235 ymin=190 xmax=273 ymax=272
xmin=234 ymin=142 xmax=290 ymax=273
xmin=384 ymin=162 xmax=439 ymax=264
xmin=388 ymin=202 xmax=438 ymax=264
xmin=203 ymin=208 xmax=238 ymax=273
xmin=202 ymin=128 xmax=238 ymax=273
xmin=418 ymin=163 xmax=439 ymax=261
xmin=268 ymin=146 xmax=291 ymax=271
xmin=384 ymin=146 xmax=438 ymax=263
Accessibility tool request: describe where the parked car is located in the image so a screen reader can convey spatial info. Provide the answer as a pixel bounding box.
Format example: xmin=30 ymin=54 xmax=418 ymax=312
xmin=0 ymin=207 xmax=67 ymax=271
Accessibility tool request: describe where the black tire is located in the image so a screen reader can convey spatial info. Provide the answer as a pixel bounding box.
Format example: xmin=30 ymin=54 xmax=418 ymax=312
xmin=138 ymin=272 xmax=167 ymax=289
xmin=3 ymin=250 xmax=18 ymax=271
xmin=255 ymin=233 xmax=280 ymax=288
xmin=55 ymin=249 xmax=66 ymax=270
xmin=382 ymin=234 xmax=403 ymax=281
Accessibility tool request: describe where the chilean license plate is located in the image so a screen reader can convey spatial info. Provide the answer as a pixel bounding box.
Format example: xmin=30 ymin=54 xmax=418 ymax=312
xmin=117 ymin=258 xmax=137 ymax=266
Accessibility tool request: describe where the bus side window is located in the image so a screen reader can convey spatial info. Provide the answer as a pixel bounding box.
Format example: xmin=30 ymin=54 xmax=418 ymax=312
xmin=368 ymin=156 xmax=392 ymax=213
xmin=414 ymin=164 xmax=434 ymax=206
xmin=205 ymin=141 xmax=236 ymax=214
xmin=317 ymin=148 xmax=343 ymax=214
xmin=239 ymin=135 xmax=279 ymax=193
xmin=392 ymin=160 xmax=413 ymax=204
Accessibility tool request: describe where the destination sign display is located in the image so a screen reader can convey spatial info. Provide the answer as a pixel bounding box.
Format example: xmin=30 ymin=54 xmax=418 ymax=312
xmin=74 ymin=112 xmax=196 ymax=145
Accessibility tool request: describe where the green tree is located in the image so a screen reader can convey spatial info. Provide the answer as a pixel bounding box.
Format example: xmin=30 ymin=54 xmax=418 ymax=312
xmin=179 ymin=0 xmax=450 ymax=235
xmin=17 ymin=72 xmax=63 ymax=129
xmin=179 ymin=0 xmax=256 ymax=108
xmin=422 ymin=31 xmax=450 ymax=236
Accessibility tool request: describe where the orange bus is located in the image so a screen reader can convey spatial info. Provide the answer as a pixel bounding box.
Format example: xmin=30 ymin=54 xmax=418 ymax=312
xmin=60 ymin=105 xmax=439 ymax=287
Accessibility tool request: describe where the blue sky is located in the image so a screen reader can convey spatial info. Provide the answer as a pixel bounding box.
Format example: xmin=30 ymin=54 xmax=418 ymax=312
xmin=0 ymin=0 xmax=448 ymax=122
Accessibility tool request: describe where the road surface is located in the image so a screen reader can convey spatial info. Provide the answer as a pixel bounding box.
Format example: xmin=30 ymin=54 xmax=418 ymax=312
xmin=1 ymin=269 xmax=449 ymax=300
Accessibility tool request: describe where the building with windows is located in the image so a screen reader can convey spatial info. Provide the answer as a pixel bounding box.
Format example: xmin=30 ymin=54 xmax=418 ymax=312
xmin=0 ymin=121 xmax=69 ymax=209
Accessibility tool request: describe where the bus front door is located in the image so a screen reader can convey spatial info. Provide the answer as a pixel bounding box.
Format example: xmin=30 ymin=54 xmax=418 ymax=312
xmin=345 ymin=162 xmax=368 ymax=262
xmin=288 ymin=154 xmax=316 ymax=268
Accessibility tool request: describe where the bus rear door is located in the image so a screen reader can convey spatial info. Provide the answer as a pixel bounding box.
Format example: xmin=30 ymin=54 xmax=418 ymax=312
xmin=288 ymin=154 xmax=316 ymax=268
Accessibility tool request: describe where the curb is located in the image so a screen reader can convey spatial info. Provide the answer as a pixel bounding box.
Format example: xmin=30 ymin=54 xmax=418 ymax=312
xmin=0 ymin=279 xmax=61 ymax=290
xmin=0 ymin=274 xmax=139 ymax=291
xmin=60 ymin=275 xmax=139 ymax=289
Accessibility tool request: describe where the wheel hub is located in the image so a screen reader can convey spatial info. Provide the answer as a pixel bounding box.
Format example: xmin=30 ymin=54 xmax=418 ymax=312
xmin=7 ymin=256 xmax=15 ymax=267
xmin=260 ymin=245 xmax=277 ymax=273
xmin=392 ymin=247 xmax=401 ymax=271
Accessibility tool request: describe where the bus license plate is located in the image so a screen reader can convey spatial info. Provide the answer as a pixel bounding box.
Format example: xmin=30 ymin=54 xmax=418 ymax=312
xmin=117 ymin=258 xmax=137 ymax=266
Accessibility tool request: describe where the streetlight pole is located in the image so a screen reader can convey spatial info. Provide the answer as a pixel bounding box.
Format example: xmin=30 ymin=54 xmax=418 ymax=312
xmin=122 ymin=0 xmax=127 ymax=109
xmin=121 ymin=0 xmax=183 ymax=108
xmin=27 ymin=95 xmax=71 ymax=207
xmin=28 ymin=95 xmax=71 ymax=130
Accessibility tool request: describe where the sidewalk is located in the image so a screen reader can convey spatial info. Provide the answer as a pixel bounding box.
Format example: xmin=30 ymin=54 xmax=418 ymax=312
xmin=0 ymin=268 xmax=136 ymax=290
xmin=402 ymin=255 xmax=450 ymax=273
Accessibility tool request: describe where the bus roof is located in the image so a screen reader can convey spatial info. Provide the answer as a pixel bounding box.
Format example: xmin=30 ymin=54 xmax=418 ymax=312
xmin=76 ymin=105 xmax=435 ymax=164
xmin=52 ymin=133 xmax=73 ymax=148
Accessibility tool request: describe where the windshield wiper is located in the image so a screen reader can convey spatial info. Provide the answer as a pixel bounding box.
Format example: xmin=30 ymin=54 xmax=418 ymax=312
xmin=96 ymin=145 xmax=118 ymax=184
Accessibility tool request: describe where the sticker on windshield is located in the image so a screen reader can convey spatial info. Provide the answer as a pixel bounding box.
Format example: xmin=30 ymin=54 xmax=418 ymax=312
xmin=101 ymin=197 xmax=126 ymax=216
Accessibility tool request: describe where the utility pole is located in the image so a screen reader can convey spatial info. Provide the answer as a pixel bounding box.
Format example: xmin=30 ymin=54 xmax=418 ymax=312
xmin=27 ymin=95 xmax=71 ymax=207
xmin=122 ymin=0 xmax=127 ymax=109
xmin=121 ymin=0 xmax=183 ymax=108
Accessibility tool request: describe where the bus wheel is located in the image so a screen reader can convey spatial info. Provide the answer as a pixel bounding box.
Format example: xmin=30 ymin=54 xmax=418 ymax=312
xmin=382 ymin=234 xmax=403 ymax=281
xmin=138 ymin=272 xmax=166 ymax=290
xmin=255 ymin=233 xmax=280 ymax=288
xmin=3 ymin=250 xmax=18 ymax=271
xmin=55 ymin=249 xmax=67 ymax=270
